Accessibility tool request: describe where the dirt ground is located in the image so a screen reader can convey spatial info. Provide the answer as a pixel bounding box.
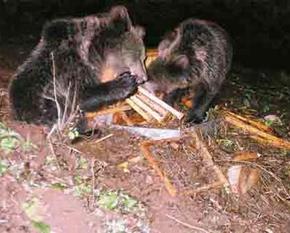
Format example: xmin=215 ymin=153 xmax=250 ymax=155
xmin=0 ymin=39 xmax=290 ymax=233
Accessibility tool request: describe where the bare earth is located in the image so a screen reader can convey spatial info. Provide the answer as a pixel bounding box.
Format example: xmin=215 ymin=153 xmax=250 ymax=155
xmin=0 ymin=40 xmax=290 ymax=233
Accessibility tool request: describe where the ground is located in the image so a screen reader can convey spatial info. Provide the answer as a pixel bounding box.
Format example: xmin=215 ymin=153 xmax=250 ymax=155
xmin=0 ymin=36 xmax=290 ymax=233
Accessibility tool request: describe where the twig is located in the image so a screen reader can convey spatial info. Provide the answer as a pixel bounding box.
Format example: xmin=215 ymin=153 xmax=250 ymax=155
xmin=94 ymin=133 xmax=113 ymax=144
xmin=47 ymin=138 xmax=61 ymax=172
xmin=181 ymin=181 xmax=226 ymax=196
xmin=166 ymin=214 xmax=210 ymax=233
xmin=50 ymin=52 xmax=62 ymax=129
xmin=61 ymin=81 xmax=72 ymax=127
xmin=47 ymin=124 xmax=57 ymax=140
xmin=90 ymin=158 xmax=96 ymax=210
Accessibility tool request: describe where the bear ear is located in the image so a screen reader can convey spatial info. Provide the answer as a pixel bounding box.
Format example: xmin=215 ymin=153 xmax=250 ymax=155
xmin=109 ymin=5 xmax=132 ymax=32
xmin=133 ymin=26 xmax=145 ymax=38
xmin=158 ymin=40 xmax=171 ymax=59
xmin=172 ymin=55 xmax=189 ymax=70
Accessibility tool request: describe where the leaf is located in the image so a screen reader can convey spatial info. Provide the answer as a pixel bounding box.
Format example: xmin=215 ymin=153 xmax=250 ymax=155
xmin=0 ymin=137 xmax=19 ymax=153
xmin=98 ymin=191 xmax=119 ymax=210
xmin=31 ymin=220 xmax=51 ymax=233
xmin=121 ymin=194 xmax=137 ymax=211
xmin=68 ymin=128 xmax=79 ymax=140
xmin=51 ymin=182 xmax=67 ymax=190
xmin=73 ymin=183 xmax=92 ymax=197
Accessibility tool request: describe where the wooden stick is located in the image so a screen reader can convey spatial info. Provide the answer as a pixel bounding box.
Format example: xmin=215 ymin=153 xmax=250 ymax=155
xmin=138 ymin=86 xmax=184 ymax=120
xmin=136 ymin=92 xmax=169 ymax=118
xmin=129 ymin=95 xmax=164 ymax=122
xmin=125 ymin=99 xmax=152 ymax=122
xmin=223 ymin=113 xmax=290 ymax=150
xmin=181 ymin=180 xmax=225 ymax=196
xmin=94 ymin=133 xmax=113 ymax=144
xmin=191 ymin=129 xmax=229 ymax=188
xmin=250 ymin=134 xmax=290 ymax=150
xmin=140 ymin=140 xmax=177 ymax=197
xmin=86 ymin=105 xmax=131 ymax=119
xmin=222 ymin=110 xmax=273 ymax=133
xmin=166 ymin=214 xmax=210 ymax=233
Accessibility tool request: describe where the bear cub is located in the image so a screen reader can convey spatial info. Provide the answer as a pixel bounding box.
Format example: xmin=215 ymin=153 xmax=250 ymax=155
xmin=145 ymin=19 xmax=232 ymax=124
xmin=9 ymin=6 xmax=147 ymax=131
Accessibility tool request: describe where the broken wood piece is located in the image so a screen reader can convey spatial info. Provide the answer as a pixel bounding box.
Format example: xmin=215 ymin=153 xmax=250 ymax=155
xmin=86 ymin=105 xmax=131 ymax=119
xmin=140 ymin=132 xmax=228 ymax=197
xmin=181 ymin=180 xmax=225 ymax=196
xmin=227 ymin=164 xmax=260 ymax=195
xmin=227 ymin=151 xmax=260 ymax=195
xmin=250 ymin=134 xmax=290 ymax=150
xmin=111 ymin=125 xmax=181 ymax=140
xmin=191 ymin=129 xmax=229 ymax=188
xmin=223 ymin=112 xmax=290 ymax=150
xmin=222 ymin=110 xmax=273 ymax=133
xmin=125 ymin=98 xmax=152 ymax=122
xmin=138 ymin=86 xmax=184 ymax=120
xmin=136 ymin=92 xmax=169 ymax=118
xmin=129 ymin=95 xmax=164 ymax=122
xmin=233 ymin=151 xmax=260 ymax=162
xmin=141 ymin=140 xmax=178 ymax=196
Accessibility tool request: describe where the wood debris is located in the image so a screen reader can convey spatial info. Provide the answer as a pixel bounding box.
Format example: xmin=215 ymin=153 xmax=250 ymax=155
xmin=222 ymin=110 xmax=290 ymax=150
xmin=227 ymin=151 xmax=260 ymax=195
xmin=140 ymin=130 xmax=228 ymax=197
xmin=126 ymin=86 xmax=184 ymax=122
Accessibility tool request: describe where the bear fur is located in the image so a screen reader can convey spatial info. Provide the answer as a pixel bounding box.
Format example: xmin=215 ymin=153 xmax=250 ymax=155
xmin=9 ymin=6 xmax=147 ymax=129
xmin=144 ymin=19 xmax=232 ymax=124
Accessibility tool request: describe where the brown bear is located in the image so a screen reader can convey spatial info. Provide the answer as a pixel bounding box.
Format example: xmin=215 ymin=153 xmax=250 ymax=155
xmin=9 ymin=6 xmax=147 ymax=132
xmin=144 ymin=19 xmax=232 ymax=124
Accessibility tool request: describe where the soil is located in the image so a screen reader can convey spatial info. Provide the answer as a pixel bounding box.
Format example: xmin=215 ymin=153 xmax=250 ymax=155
xmin=0 ymin=38 xmax=290 ymax=233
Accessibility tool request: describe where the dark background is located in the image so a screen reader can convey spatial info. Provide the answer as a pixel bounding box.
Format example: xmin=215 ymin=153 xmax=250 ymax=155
xmin=1 ymin=0 xmax=290 ymax=71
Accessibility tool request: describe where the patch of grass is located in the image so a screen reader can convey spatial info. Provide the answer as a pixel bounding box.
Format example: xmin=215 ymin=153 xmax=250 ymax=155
xmin=50 ymin=182 xmax=68 ymax=190
xmin=67 ymin=127 xmax=80 ymax=141
xmin=73 ymin=175 xmax=92 ymax=197
xmin=31 ymin=220 xmax=51 ymax=233
xmin=217 ymin=138 xmax=237 ymax=152
xmin=73 ymin=183 xmax=92 ymax=197
xmin=22 ymin=197 xmax=51 ymax=233
xmin=98 ymin=191 xmax=119 ymax=210
xmin=97 ymin=190 xmax=140 ymax=214
xmin=0 ymin=122 xmax=36 ymax=154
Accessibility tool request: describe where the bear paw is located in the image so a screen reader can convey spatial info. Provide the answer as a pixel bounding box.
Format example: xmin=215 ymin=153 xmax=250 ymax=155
xmin=117 ymin=72 xmax=139 ymax=97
